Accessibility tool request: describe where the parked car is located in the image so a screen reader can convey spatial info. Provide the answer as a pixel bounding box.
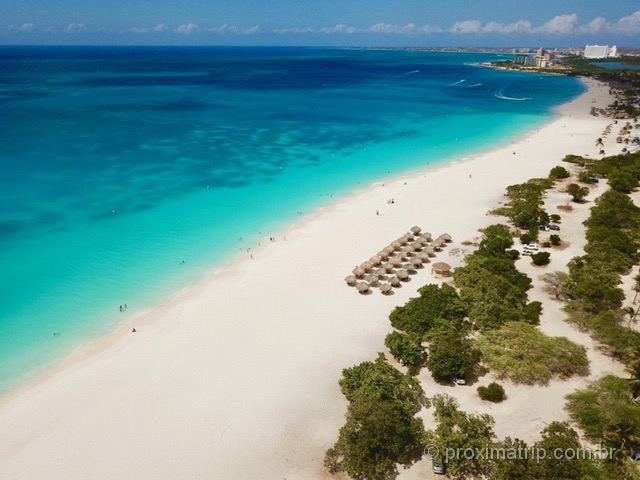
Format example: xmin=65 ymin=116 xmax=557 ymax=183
xmin=539 ymin=224 xmax=550 ymax=231
xmin=548 ymin=224 xmax=560 ymax=231
xmin=589 ymin=177 xmax=600 ymax=183
xmin=454 ymin=377 xmax=467 ymax=386
xmin=523 ymin=243 xmax=539 ymax=251
xmin=433 ymin=457 xmax=446 ymax=475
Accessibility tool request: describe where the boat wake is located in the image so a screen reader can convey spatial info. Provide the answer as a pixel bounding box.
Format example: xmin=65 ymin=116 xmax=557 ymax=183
xmin=402 ymin=69 xmax=421 ymax=76
xmin=448 ymin=79 xmax=466 ymax=86
xmin=494 ymin=90 xmax=532 ymax=101
xmin=465 ymin=83 xmax=482 ymax=88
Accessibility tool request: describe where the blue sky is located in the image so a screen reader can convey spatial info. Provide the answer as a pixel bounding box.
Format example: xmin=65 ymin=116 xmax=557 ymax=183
xmin=2 ymin=0 xmax=640 ymax=47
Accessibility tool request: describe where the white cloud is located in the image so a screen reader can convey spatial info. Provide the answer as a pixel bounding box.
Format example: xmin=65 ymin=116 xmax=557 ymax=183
xmin=66 ymin=23 xmax=87 ymax=33
xmin=449 ymin=20 xmax=481 ymax=34
xmin=320 ymin=24 xmax=356 ymax=34
xmin=578 ymin=17 xmax=609 ymax=34
xmin=273 ymin=24 xmax=355 ymax=34
xmin=153 ymin=23 xmax=169 ymax=32
xmin=534 ymin=13 xmax=577 ymax=34
xmin=174 ymin=23 xmax=198 ymax=34
xmin=482 ymin=20 xmax=532 ymax=34
xmin=610 ymin=10 xmax=640 ymax=35
xmin=19 ymin=23 xmax=34 ymax=32
xmin=129 ymin=26 xmax=149 ymax=33
xmin=209 ymin=24 xmax=260 ymax=34
xmin=369 ymin=23 xmax=441 ymax=34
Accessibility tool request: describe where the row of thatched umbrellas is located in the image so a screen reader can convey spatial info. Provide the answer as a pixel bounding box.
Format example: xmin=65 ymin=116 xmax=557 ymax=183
xmin=345 ymin=226 xmax=452 ymax=294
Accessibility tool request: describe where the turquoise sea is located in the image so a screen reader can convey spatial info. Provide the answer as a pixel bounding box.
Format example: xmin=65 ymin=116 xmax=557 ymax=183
xmin=0 ymin=47 xmax=583 ymax=392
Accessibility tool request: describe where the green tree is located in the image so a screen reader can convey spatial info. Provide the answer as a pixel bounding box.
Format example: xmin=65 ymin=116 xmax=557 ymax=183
xmin=607 ymin=169 xmax=638 ymax=193
xmin=426 ymin=333 xmax=481 ymax=381
xmin=532 ymin=422 xmax=604 ymax=479
xmin=550 ymin=234 xmax=561 ymax=246
xmin=489 ymin=437 xmax=535 ymax=480
xmin=477 ymin=382 xmax=506 ymax=402
xmin=565 ymin=375 xmax=640 ymax=455
xmin=531 ymin=251 xmax=551 ymax=266
xmin=550 ymin=165 xmax=571 ymax=180
xmin=426 ymin=395 xmax=496 ymax=479
xmin=327 ymin=354 xmax=428 ymax=479
xmin=339 ymin=353 xmax=425 ymax=407
xmin=388 ymin=283 xmax=467 ymax=338
xmin=566 ymin=183 xmax=589 ymax=202
xmin=325 ymin=394 xmax=425 ymax=480
xmin=384 ymin=331 xmax=425 ymax=374
xmin=567 ymin=257 xmax=624 ymax=312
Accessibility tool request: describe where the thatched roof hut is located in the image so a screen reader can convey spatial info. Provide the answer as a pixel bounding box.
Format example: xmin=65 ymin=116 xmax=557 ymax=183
xmin=431 ymin=262 xmax=452 ymax=278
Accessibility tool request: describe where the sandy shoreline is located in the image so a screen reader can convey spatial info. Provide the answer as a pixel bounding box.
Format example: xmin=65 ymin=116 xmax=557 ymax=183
xmin=0 ymin=77 xmax=628 ymax=479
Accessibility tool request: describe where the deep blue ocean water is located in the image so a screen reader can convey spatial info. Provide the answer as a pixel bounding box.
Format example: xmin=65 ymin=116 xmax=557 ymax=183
xmin=0 ymin=47 xmax=583 ymax=392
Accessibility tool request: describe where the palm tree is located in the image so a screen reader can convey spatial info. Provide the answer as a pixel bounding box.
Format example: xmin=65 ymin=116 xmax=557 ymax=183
xmin=595 ymin=137 xmax=604 ymax=148
xmin=632 ymin=273 xmax=640 ymax=303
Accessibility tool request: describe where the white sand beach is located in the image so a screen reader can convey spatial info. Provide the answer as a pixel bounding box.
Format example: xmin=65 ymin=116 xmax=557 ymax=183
xmin=0 ymin=77 xmax=628 ymax=480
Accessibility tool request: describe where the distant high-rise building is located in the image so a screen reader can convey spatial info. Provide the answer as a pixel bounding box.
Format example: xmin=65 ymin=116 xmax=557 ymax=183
xmin=583 ymin=45 xmax=617 ymax=59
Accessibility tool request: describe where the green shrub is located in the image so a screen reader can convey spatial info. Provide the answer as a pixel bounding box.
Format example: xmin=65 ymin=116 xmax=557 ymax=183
xmin=520 ymin=233 xmax=534 ymax=244
xmin=531 ymin=251 xmax=551 ymax=265
xmin=549 ymin=234 xmax=561 ymax=246
xmin=549 ymin=165 xmax=570 ymax=179
xmin=506 ymin=249 xmax=520 ymax=260
xmin=542 ymin=241 xmax=551 ymax=248
xmin=577 ymin=171 xmax=592 ymax=183
xmin=385 ymin=331 xmax=425 ymax=374
xmin=477 ymin=382 xmax=506 ymax=402
xmin=426 ymin=333 xmax=481 ymax=382
xmin=477 ymin=322 xmax=590 ymax=385
xmin=550 ymin=214 xmax=561 ymax=223
xmin=567 ymin=183 xmax=589 ymax=202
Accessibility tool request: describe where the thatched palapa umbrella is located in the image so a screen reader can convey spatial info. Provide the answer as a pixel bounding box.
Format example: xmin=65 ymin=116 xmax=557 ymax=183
xmin=439 ymin=233 xmax=452 ymax=242
xmin=410 ymin=225 xmax=422 ymax=235
xmin=379 ymin=283 xmax=392 ymax=295
xmin=352 ymin=267 xmax=365 ymax=278
xmin=403 ymin=233 xmax=413 ymax=243
xmin=384 ymin=245 xmax=396 ymax=255
xmin=421 ymin=232 xmax=433 ymax=242
xmin=361 ymin=261 xmax=373 ymax=272
xmin=411 ymin=257 xmax=423 ymax=268
xmin=382 ymin=262 xmax=395 ymax=273
xmin=355 ymin=282 xmax=370 ymax=294
xmin=389 ymin=276 xmax=401 ymax=287
xmin=397 ymin=236 xmax=408 ymax=246
xmin=390 ymin=256 xmax=403 ymax=267
xmin=401 ymin=246 xmax=413 ymax=258
xmin=423 ymin=246 xmax=436 ymax=257
xmin=374 ymin=267 xmax=387 ymax=277
xmin=410 ymin=242 xmax=422 ymax=251
xmin=418 ymin=252 xmax=431 ymax=263
xmin=345 ymin=275 xmax=357 ymax=286
xmin=396 ymin=270 xmax=410 ymax=281
xmin=365 ymin=273 xmax=379 ymax=285
xmin=369 ymin=255 xmax=382 ymax=266
xmin=377 ymin=250 xmax=390 ymax=260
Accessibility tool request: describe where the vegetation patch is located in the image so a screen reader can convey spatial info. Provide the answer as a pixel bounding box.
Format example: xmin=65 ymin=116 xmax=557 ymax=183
xmin=566 ymin=374 xmax=640 ymax=458
xmin=325 ymin=354 xmax=427 ymax=480
xmin=477 ymin=321 xmax=589 ymax=385
xmin=477 ymin=382 xmax=506 ymax=403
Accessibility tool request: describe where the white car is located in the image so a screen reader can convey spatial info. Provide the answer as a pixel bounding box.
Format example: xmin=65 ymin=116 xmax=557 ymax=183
xmin=523 ymin=243 xmax=539 ymax=251
xmin=454 ymin=377 xmax=467 ymax=385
